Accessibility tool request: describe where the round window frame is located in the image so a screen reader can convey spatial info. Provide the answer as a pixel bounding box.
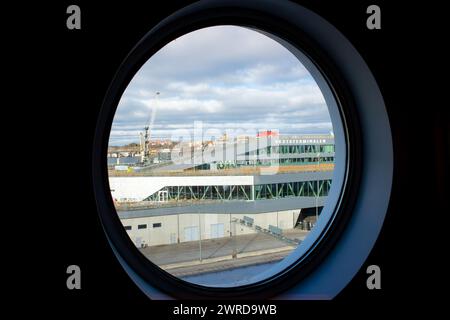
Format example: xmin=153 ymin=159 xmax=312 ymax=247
xmin=92 ymin=0 xmax=391 ymax=300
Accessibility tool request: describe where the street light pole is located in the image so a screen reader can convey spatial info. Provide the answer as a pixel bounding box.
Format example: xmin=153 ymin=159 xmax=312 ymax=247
xmin=198 ymin=213 xmax=202 ymax=262
xmin=315 ymin=151 xmax=320 ymax=225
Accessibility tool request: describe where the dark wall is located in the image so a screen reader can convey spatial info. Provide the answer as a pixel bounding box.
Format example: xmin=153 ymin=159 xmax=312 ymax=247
xmin=15 ymin=0 xmax=447 ymax=315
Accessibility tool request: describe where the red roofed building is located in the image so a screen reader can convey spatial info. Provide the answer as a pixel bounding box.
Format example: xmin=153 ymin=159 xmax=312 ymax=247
xmin=257 ymin=130 xmax=279 ymax=137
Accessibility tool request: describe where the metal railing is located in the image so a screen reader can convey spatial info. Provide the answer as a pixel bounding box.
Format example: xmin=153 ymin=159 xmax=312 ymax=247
xmin=232 ymin=217 xmax=301 ymax=246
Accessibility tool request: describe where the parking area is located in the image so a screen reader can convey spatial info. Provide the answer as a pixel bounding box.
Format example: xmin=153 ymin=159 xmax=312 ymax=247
xmin=139 ymin=229 xmax=309 ymax=276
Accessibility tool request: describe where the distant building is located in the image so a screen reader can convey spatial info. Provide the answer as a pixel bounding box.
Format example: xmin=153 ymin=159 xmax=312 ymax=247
xmin=110 ymin=134 xmax=334 ymax=247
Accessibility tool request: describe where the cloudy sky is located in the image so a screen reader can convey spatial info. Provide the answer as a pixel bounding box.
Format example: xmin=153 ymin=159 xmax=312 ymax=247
xmin=109 ymin=26 xmax=332 ymax=146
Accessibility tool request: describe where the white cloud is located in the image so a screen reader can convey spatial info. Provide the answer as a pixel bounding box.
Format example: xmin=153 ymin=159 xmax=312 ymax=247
xmin=109 ymin=26 xmax=333 ymax=145
xmin=142 ymin=97 xmax=224 ymax=114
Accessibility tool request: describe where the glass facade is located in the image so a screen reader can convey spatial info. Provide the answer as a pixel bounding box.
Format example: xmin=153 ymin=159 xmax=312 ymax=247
xmin=255 ymin=180 xmax=331 ymax=199
xmin=144 ymin=179 xmax=332 ymax=203
xmin=246 ymin=144 xmax=335 ymax=155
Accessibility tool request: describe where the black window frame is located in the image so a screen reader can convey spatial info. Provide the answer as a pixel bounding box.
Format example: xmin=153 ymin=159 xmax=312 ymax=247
xmin=93 ymin=0 xmax=363 ymax=299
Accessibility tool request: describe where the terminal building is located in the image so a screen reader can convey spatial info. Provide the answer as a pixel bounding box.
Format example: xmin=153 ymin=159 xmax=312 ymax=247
xmin=109 ymin=134 xmax=335 ymax=248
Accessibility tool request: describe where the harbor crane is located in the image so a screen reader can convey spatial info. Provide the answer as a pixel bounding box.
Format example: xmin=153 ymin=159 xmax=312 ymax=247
xmin=140 ymin=91 xmax=160 ymax=164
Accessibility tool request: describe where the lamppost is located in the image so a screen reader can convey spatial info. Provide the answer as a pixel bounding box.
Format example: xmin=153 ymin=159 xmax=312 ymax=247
xmin=198 ymin=213 xmax=202 ymax=262
xmin=315 ymin=151 xmax=320 ymax=225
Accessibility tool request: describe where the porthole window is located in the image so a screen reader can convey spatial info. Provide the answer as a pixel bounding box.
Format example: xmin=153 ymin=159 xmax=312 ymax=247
xmin=93 ymin=0 xmax=392 ymax=299
xmin=107 ymin=25 xmax=344 ymax=288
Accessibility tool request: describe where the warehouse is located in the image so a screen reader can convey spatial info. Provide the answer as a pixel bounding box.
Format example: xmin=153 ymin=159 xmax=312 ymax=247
xmin=109 ymin=134 xmax=334 ymax=247
xmin=119 ymin=210 xmax=301 ymax=247
xmin=111 ymin=171 xmax=331 ymax=247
